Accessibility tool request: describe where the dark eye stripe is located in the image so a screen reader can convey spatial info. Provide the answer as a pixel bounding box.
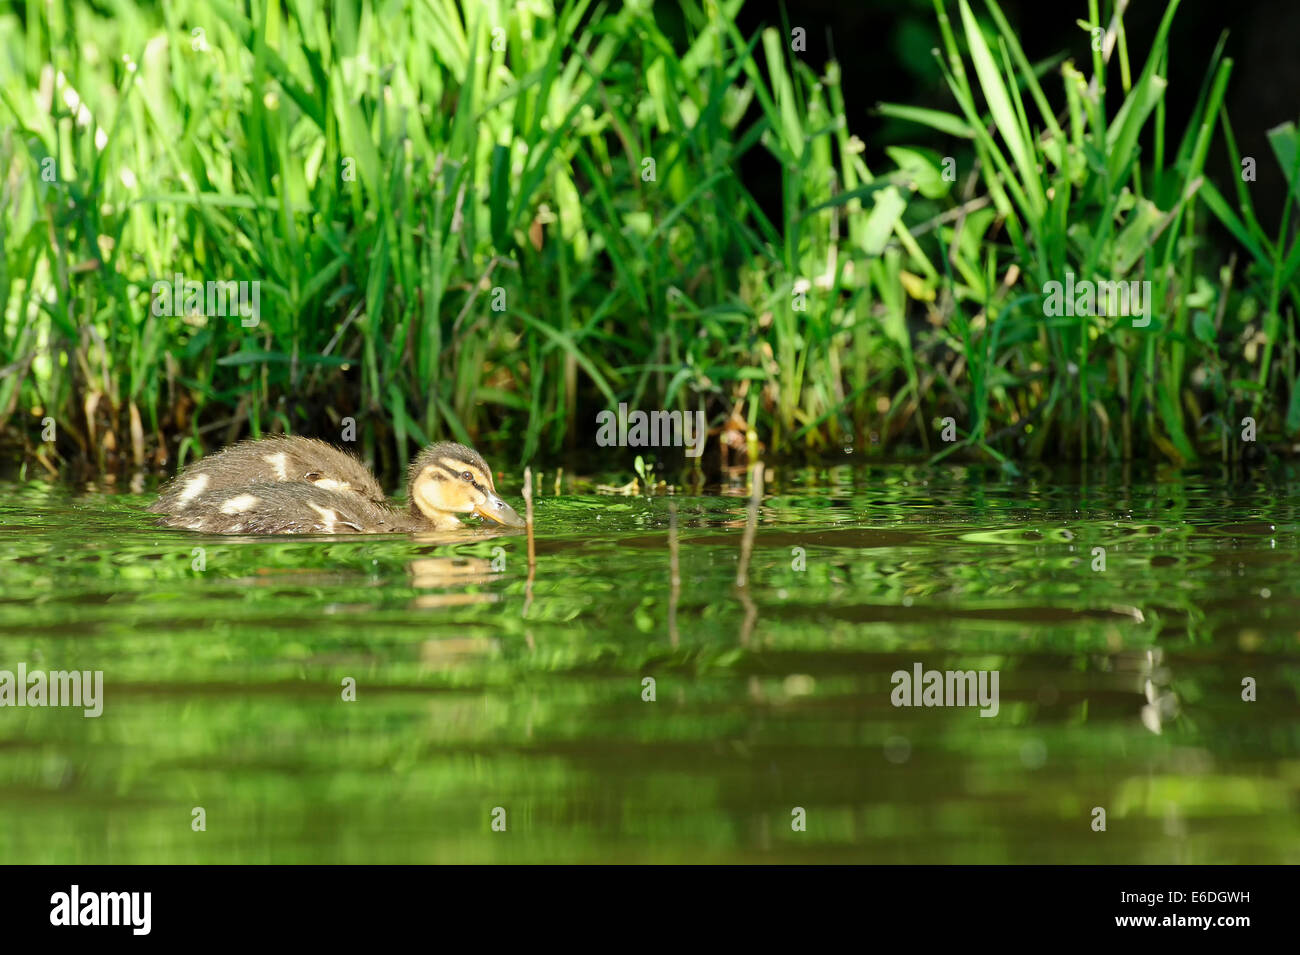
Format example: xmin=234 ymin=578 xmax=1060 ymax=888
xmin=435 ymin=458 xmax=490 ymax=486
xmin=424 ymin=464 xmax=477 ymax=485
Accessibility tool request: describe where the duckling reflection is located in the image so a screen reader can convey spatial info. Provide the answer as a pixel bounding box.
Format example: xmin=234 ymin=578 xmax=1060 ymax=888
xmin=1138 ymin=647 xmax=1180 ymax=734
xmin=408 ymin=553 xmax=502 ymax=609
xmin=1111 ymin=645 xmax=1180 ymax=734
xmin=213 ymin=552 xmax=505 ymax=610
xmin=151 ymin=437 xmax=525 ymax=534
xmin=420 ymin=635 xmax=499 ymax=668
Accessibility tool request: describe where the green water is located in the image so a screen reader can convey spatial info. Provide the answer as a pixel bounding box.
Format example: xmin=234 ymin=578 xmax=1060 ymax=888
xmin=0 ymin=466 xmax=1297 ymax=863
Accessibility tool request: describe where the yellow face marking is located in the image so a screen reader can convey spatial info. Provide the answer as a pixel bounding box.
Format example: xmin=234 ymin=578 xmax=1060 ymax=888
xmin=414 ymin=467 xmax=482 ymax=518
xmin=307 ymin=502 xmax=337 ymax=532
xmin=262 ymin=452 xmax=288 ymax=480
xmin=177 ymin=473 xmax=210 ymax=508
xmin=312 ymin=478 xmax=352 ymax=492
xmin=220 ymin=493 xmax=260 ymax=515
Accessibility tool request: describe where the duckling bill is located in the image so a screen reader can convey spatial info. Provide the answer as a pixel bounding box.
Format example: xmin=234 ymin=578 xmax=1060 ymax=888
xmin=150 ymin=438 xmax=525 ymax=535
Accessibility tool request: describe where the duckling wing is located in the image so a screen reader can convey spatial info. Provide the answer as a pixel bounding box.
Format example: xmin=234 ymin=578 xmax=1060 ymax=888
xmin=155 ymin=482 xmax=387 ymax=535
xmin=277 ymin=437 xmax=388 ymax=504
xmin=152 ymin=437 xmax=387 ymax=514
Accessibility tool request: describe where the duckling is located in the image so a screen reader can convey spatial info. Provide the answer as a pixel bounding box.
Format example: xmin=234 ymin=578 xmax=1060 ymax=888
xmin=150 ymin=436 xmax=386 ymax=517
xmin=152 ymin=439 xmax=526 ymax=535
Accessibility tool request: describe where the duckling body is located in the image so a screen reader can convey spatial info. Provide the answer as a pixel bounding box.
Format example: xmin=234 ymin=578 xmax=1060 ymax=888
xmin=151 ymin=437 xmax=525 ymax=535
xmin=165 ymin=482 xmax=422 ymax=534
xmin=150 ymin=436 xmax=385 ymax=517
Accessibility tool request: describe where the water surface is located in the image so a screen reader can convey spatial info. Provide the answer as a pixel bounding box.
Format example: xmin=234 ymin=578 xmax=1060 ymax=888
xmin=0 ymin=465 xmax=1297 ymax=863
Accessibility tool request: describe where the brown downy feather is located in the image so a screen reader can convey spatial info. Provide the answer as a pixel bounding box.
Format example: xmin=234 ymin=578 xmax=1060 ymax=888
xmin=151 ymin=436 xmax=385 ymax=515
xmin=158 ymin=482 xmax=423 ymax=535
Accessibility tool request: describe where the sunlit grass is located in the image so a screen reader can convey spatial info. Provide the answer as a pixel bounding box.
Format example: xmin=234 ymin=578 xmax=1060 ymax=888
xmin=0 ymin=0 xmax=1295 ymax=475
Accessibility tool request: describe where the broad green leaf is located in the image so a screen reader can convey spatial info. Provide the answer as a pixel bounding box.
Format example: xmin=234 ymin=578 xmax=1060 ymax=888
xmin=862 ymin=187 xmax=907 ymax=256
xmin=1267 ymin=121 xmax=1300 ymax=206
xmin=1192 ymin=312 xmax=1215 ymax=345
xmin=1112 ymin=199 xmax=1166 ymax=275
xmin=876 ymin=103 xmax=975 ymax=139
xmin=1107 ymin=73 xmax=1167 ymax=181
xmin=886 ymin=146 xmax=951 ymax=199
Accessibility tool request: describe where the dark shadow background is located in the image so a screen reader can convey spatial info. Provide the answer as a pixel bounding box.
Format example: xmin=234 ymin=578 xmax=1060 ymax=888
xmin=686 ymin=0 xmax=1300 ymax=239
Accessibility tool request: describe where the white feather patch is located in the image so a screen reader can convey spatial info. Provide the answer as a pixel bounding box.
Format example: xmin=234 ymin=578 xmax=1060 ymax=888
xmin=220 ymin=494 xmax=260 ymax=515
xmin=262 ymin=452 xmax=289 ymax=480
xmin=176 ymin=473 xmax=210 ymax=508
xmin=307 ymin=502 xmax=337 ymax=532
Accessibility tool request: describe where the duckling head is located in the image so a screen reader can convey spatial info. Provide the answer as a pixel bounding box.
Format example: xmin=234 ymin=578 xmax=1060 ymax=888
xmin=408 ymin=442 xmax=526 ymax=530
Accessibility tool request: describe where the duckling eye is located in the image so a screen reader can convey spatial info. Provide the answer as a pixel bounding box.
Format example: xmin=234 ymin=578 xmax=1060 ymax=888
xmin=461 ymin=471 xmax=473 ymax=482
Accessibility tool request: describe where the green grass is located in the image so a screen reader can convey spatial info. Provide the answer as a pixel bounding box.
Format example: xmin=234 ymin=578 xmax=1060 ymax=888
xmin=1 ymin=0 xmax=1297 ymax=476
